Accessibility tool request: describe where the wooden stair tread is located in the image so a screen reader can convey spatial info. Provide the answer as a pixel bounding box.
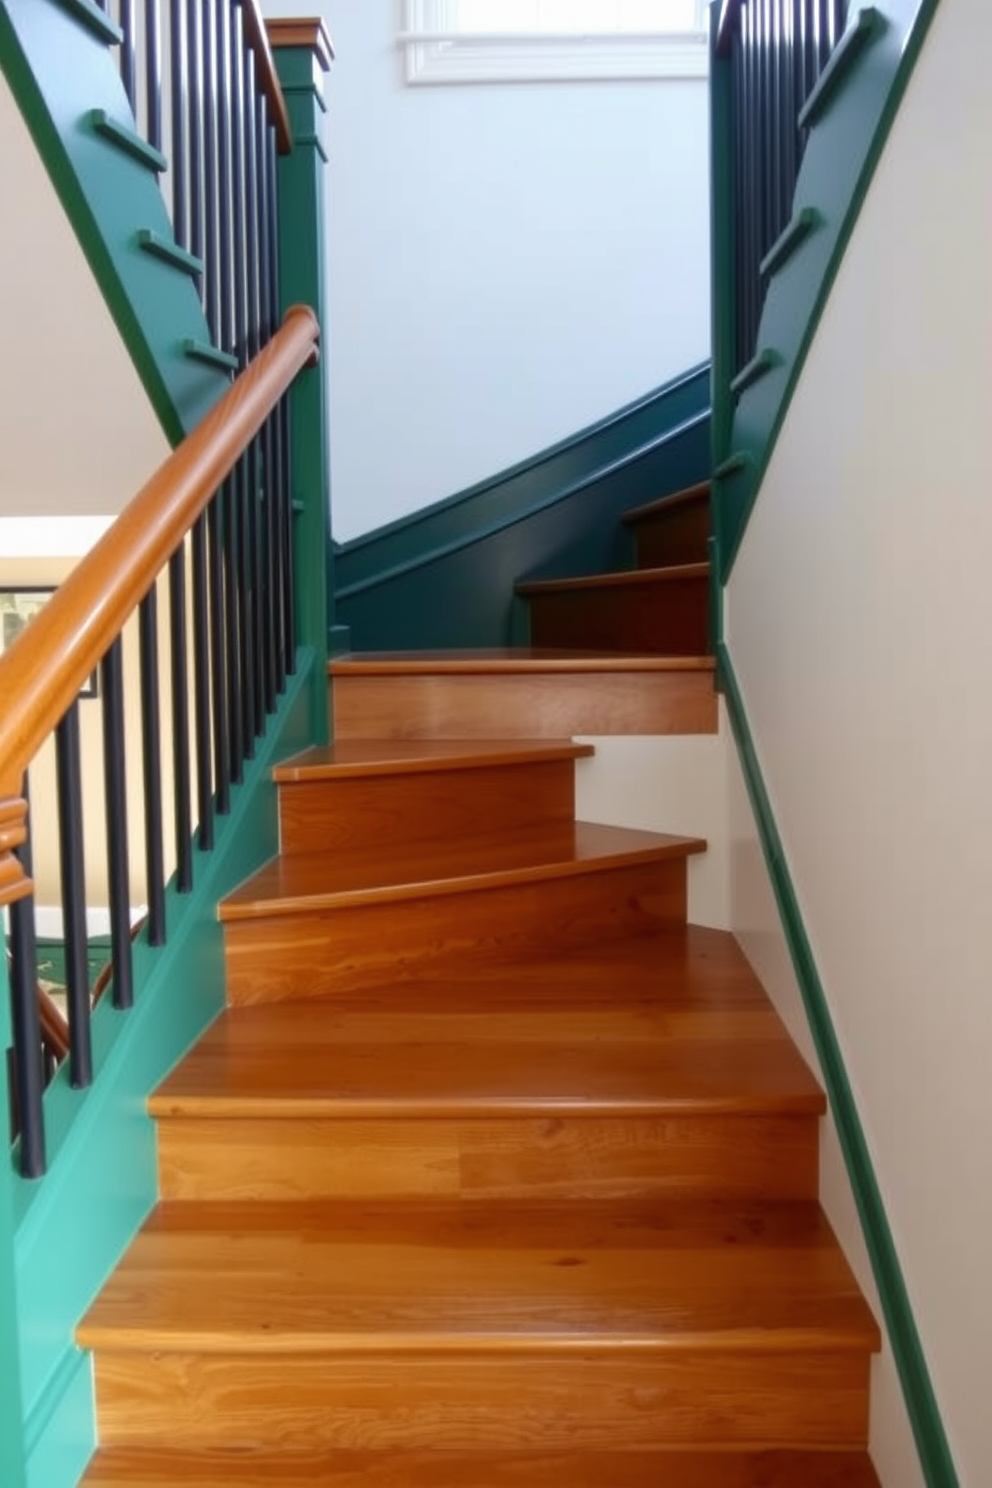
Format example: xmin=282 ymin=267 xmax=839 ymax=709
xmin=516 ymin=563 xmax=708 ymax=597
xmin=274 ymin=739 xmax=595 ymax=782
xmin=78 ymin=1197 xmax=879 ymax=1355
xmin=622 ymin=480 xmax=711 ymax=525
xmin=220 ymin=822 xmax=706 ymax=921
xmin=151 ymin=979 xmax=824 ymax=1120
xmin=329 ymin=649 xmax=715 ymax=675
xmin=80 ymin=1445 xmax=882 ymax=1487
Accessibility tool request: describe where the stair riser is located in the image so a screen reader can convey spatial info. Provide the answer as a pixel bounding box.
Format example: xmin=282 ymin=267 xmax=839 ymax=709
xmin=527 ymin=579 xmax=708 ymax=655
xmin=279 ymin=760 xmax=577 ymax=857
xmin=331 ymin=671 xmax=718 ymax=739
xmin=631 ymin=506 xmax=710 ymax=568
xmin=91 ymin=1348 xmax=871 ymax=1451
xmin=224 ymin=861 xmax=688 ymax=1005
xmin=156 ymin=1113 xmax=820 ymax=1203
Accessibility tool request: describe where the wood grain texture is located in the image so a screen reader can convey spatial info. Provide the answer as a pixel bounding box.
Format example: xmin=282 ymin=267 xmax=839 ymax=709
xmin=274 ymin=740 xmax=595 ymax=781
xmin=81 ymin=1446 xmax=882 ymax=1487
xmin=279 ymin=758 xmax=579 ymax=856
xmin=331 ymin=668 xmax=717 ymax=738
xmin=267 ymin=16 xmax=336 ymax=69
xmin=241 ymin=1 xmax=294 ymax=152
xmin=521 ymin=567 xmax=709 ymax=655
xmin=156 ymin=1112 xmax=819 ymax=1204
xmin=221 ymin=823 xmax=705 ymax=920
xmin=89 ymin=1345 xmax=871 ymax=1451
xmin=223 ymin=859 xmax=691 ymax=1004
xmin=622 ymin=484 xmax=712 ymax=568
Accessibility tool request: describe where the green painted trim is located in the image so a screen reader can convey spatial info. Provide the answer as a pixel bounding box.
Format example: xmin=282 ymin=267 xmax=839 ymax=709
xmin=89 ymin=108 xmax=167 ymax=172
xmin=718 ymin=640 xmax=959 ymax=1488
xmin=337 ymin=412 xmax=710 ymax=603
xmin=182 ymin=337 xmax=238 ymax=373
xmin=760 ymin=206 xmax=821 ymax=277
xmin=712 ymin=0 xmax=943 ymax=580
xmin=137 ymin=228 xmax=204 ymax=278
xmin=729 ymin=348 xmax=779 ymax=397
xmin=797 ymin=7 xmax=885 ymax=129
xmin=274 ymin=46 xmax=331 ymax=744
xmin=0 ymin=931 xmax=27 ymax=1488
xmin=11 ymin=661 xmax=314 ymax=1486
xmin=713 ymin=450 xmax=751 ymax=479
xmin=338 ymin=363 xmax=710 ymax=584
xmin=0 ymin=0 xmax=229 ymax=441
xmin=54 ymin=0 xmax=122 ymax=45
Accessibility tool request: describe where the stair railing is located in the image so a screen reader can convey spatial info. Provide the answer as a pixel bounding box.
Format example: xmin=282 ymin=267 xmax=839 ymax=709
xmin=0 ymin=304 xmax=320 ymax=1180
xmin=713 ymin=0 xmax=847 ymax=384
xmin=90 ymin=0 xmax=291 ymax=376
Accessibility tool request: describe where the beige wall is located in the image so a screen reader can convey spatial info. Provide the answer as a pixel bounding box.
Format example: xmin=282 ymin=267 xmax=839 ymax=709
xmin=0 ymin=71 xmax=167 ymax=537
xmin=725 ymin=0 xmax=992 ymax=1480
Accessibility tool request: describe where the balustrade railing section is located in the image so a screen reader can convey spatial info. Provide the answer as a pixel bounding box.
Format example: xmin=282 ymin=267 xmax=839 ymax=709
xmin=717 ymin=0 xmax=847 ymax=377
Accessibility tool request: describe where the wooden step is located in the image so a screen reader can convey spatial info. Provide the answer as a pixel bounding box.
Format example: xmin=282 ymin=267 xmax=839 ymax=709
xmin=622 ymin=480 xmax=711 ymax=567
xmin=517 ymin=565 xmax=709 ymax=655
xmin=220 ymin=824 xmax=705 ymax=1005
xmin=152 ymin=931 xmax=824 ymax=1203
xmin=329 ymin=650 xmax=718 ymax=737
xmin=274 ymin=740 xmax=594 ymax=856
xmin=81 ymin=1445 xmax=883 ymax=1486
xmin=78 ymin=1197 xmax=879 ymax=1451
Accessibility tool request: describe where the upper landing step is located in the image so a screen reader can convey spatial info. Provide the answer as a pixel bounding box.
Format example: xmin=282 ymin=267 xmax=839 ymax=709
xmin=329 ymin=650 xmax=717 ymax=738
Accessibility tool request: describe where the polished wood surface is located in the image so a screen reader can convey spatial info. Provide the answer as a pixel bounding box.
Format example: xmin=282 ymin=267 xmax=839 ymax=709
xmin=83 ymin=1446 xmax=882 ymax=1487
xmin=224 ymin=859 xmax=691 ymax=1004
xmin=267 ymin=17 xmax=336 ymax=70
xmin=522 ymin=567 xmax=709 ymax=655
xmin=241 ymin=0 xmax=294 ymax=154
xmin=79 ymin=1197 xmax=877 ymax=1354
xmin=622 ymin=483 xmax=711 ymax=568
xmin=90 ymin=1345 xmax=871 ymax=1451
xmin=279 ymin=757 xmax=580 ymax=856
xmin=331 ymin=666 xmax=718 ymax=738
xmin=330 ymin=650 xmax=715 ymax=674
xmin=274 ymin=740 xmax=595 ymax=780
xmin=0 ymin=307 xmax=319 ymax=907
xmin=222 ymin=823 xmax=705 ymax=920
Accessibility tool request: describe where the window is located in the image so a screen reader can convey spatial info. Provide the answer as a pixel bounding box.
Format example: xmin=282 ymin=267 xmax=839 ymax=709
xmin=399 ymin=0 xmax=709 ymax=85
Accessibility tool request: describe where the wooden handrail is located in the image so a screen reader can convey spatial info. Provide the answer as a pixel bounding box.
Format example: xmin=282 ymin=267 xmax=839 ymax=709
xmin=0 ymin=305 xmax=320 ymax=907
xmin=239 ymin=0 xmax=294 ymax=155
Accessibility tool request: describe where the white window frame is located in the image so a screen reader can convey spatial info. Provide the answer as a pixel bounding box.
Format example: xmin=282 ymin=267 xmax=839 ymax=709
xmin=399 ymin=0 xmax=709 ymax=85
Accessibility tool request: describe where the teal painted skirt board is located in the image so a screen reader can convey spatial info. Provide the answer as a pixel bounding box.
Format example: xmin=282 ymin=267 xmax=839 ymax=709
xmin=335 ymin=365 xmax=711 ymax=652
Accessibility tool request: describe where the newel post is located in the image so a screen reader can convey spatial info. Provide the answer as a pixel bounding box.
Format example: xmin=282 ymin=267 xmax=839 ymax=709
xmin=269 ymin=19 xmax=335 ymax=745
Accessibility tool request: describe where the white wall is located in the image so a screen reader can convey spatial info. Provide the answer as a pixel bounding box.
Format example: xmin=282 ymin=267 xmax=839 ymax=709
xmin=0 ymin=73 xmax=168 ymax=548
xmin=725 ymin=0 xmax=992 ymax=1481
xmin=264 ymin=1 xmax=710 ymax=542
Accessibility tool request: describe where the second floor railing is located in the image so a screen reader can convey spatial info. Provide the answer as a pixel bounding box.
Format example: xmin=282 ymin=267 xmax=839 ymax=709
xmin=716 ymin=0 xmax=847 ymax=380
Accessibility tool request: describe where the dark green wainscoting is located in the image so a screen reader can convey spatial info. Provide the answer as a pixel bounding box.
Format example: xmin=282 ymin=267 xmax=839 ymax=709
xmin=335 ymin=365 xmax=711 ymax=652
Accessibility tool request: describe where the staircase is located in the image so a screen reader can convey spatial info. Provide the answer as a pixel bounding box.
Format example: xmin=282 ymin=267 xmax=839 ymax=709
xmin=77 ymin=480 xmax=882 ymax=1487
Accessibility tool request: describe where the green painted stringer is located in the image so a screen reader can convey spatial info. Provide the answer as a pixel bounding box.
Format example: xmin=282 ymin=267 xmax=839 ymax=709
xmin=0 ymin=0 xmax=230 ymax=442
xmin=183 ymin=338 xmax=238 ymax=373
xmin=730 ymin=348 xmax=778 ymax=396
xmin=137 ymin=228 xmax=204 ymax=277
xmin=712 ymin=0 xmax=944 ymax=582
xmin=760 ymin=206 xmax=821 ymax=277
xmin=797 ymin=7 xmax=884 ymax=129
xmin=54 ymin=0 xmax=122 ymax=46
xmin=90 ymin=109 xmax=167 ymax=172
xmin=718 ymin=640 xmax=959 ymax=1488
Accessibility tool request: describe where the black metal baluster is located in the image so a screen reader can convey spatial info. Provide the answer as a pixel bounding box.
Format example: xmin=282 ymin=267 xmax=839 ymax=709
xmin=55 ymin=704 xmax=94 ymax=1086
xmin=186 ymin=0 xmax=205 ymax=277
xmin=207 ymin=494 xmax=231 ymax=814
xmin=251 ymin=82 xmax=277 ymax=715
xmin=201 ymin=0 xmax=220 ymax=338
xmin=244 ymin=58 xmax=268 ymax=729
xmin=266 ymin=128 xmax=295 ymax=672
xmin=101 ymin=641 xmax=134 ymax=1010
xmin=169 ymin=547 xmax=193 ymax=892
xmin=139 ymin=590 xmax=166 ymax=944
xmin=191 ymin=515 xmax=214 ymax=851
xmin=224 ymin=478 xmax=245 ymax=783
xmin=144 ymin=0 xmax=162 ymax=154
xmin=119 ymin=0 xmax=137 ymax=111
xmin=170 ymin=0 xmax=189 ymax=248
xmin=9 ymin=780 xmax=45 ymax=1175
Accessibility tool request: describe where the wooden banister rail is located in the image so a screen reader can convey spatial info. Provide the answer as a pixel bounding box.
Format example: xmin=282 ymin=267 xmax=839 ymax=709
xmin=0 ymin=305 xmax=319 ymax=909
xmin=240 ymin=0 xmax=294 ymax=155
